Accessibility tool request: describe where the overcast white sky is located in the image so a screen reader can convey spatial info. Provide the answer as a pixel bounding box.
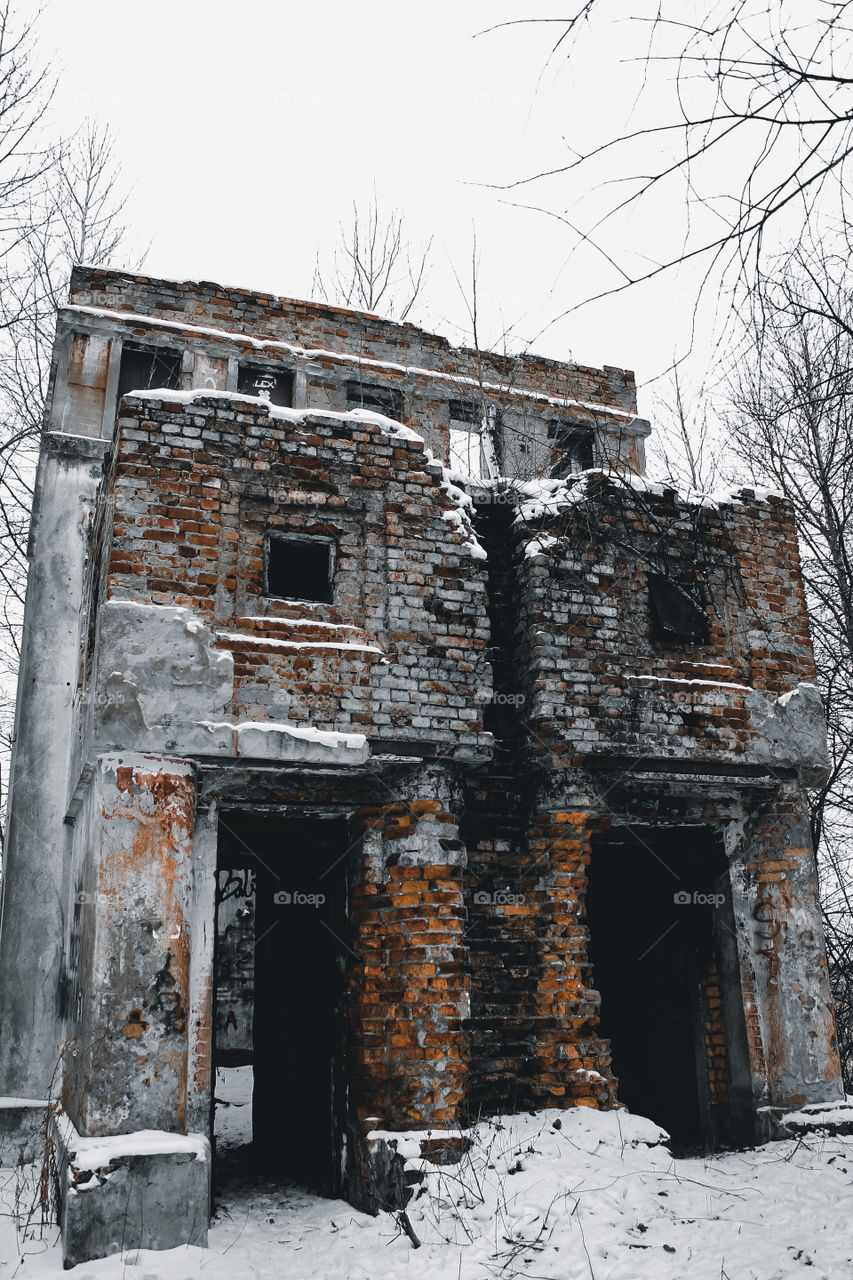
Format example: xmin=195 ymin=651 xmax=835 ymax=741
xmin=28 ymin=1 xmax=741 ymax=415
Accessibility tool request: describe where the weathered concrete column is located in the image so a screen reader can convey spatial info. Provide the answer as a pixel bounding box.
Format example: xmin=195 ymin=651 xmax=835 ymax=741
xmin=65 ymin=754 xmax=198 ymax=1136
xmin=58 ymin=753 xmax=210 ymax=1266
xmin=0 ymin=433 xmax=107 ymax=1101
xmin=728 ymin=785 xmax=843 ymax=1110
xmin=186 ymin=800 xmax=218 ymax=1135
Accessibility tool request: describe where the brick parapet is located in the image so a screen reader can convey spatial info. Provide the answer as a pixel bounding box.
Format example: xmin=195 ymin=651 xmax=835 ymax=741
xmin=68 ymin=265 xmax=638 ymax=416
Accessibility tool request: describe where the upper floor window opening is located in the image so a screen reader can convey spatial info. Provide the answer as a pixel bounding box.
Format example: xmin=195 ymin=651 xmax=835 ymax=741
xmin=448 ymin=398 xmax=498 ymax=480
xmin=648 ymin=572 xmax=710 ymax=645
xmin=346 ymin=380 xmax=403 ymax=419
xmin=117 ymin=343 xmax=182 ymax=402
xmin=549 ymin=419 xmax=596 ymax=478
xmin=238 ymin=363 xmax=294 ymax=408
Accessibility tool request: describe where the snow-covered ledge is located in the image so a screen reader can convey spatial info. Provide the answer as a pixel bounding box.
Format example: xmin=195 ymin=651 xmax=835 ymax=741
xmin=185 ymin=719 xmax=370 ymax=765
xmin=53 ymin=1108 xmax=210 ymax=1267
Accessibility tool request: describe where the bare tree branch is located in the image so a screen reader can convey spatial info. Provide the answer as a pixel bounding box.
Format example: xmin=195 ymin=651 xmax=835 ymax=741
xmin=0 ymin=117 xmax=137 ymax=767
xmin=486 ymin=2 xmax=853 ymax=325
xmin=313 ymin=189 xmax=431 ymax=322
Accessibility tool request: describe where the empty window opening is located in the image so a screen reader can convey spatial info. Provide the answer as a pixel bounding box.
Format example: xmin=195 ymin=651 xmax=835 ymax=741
xmin=449 ymin=427 xmax=490 ymax=478
xmin=213 ymin=814 xmax=350 ymax=1196
xmin=117 ymin=343 xmax=182 ymax=402
xmin=449 ymin=399 xmax=495 ymax=480
xmin=237 ymin=363 xmax=294 ymax=407
xmin=586 ymin=826 xmax=753 ymax=1149
xmin=649 ymin=572 xmax=710 ymax=644
xmin=265 ymin=533 xmax=334 ymax=603
xmin=449 ymin=399 xmax=480 ymax=425
xmin=346 ymin=380 xmax=403 ymax=419
xmin=549 ymin=420 xmax=595 ymax=477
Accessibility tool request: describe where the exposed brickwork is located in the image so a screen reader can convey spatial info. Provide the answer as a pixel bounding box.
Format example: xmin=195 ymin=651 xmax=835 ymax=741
xmin=3 ymin=266 xmax=840 ymax=1268
xmin=56 ymin=266 xmax=649 ymax=480
xmin=93 ymin=394 xmax=492 ymax=752
xmin=704 ymin=951 xmax=732 ymax=1137
xmin=68 ymin=265 xmax=639 ymax=413
xmin=350 ymin=805 xmax=469 ymax=1128
xmin=514 ymin=475 xmax=819 ymax=772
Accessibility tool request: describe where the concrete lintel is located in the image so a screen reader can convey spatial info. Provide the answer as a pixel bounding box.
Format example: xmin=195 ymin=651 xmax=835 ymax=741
xmin=579 ymin=755 xmax=793 ymax=784
xmin=187 ymin=720 xmax=370 ymax=766
xmin=42 ymin=431 xmax=110 ymax=463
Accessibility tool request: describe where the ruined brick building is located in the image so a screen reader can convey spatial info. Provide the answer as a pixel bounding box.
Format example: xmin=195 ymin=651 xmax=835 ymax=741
xmin=0 ymin=267 xmax=843 ymax=1265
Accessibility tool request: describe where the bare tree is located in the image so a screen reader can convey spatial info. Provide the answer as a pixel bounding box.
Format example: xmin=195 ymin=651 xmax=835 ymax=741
xmin=0 ymin=121 xmax=131 ymax=437
xmin=651 ymin=369 xmax=725 ymax=493
xmin=486 ymin=3 xmax=853 ymax=322
xmin=0 ymin=2 xmax=54 ymax=304
xmin=0 ymin=121 xmax=135 ymax=761
xmin=726 ymin=246 xmax=853 ymax=1084
xmin=313 ymin=191 xmax=431 ymax=322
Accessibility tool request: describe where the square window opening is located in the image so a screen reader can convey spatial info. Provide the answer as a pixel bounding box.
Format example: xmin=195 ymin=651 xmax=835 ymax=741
xmin=238 ymin=363 xmax=294 ymax=407
xmin=449 ymin=425 xmax=490 ymax=479
xmin=549 ymin=420 xmax=595 ymax=477
xmin=345 ymin=380 xmax=403 ymax=419
xmin=266 ymin=534 xmax=334 ymax=603
xmin=648 ymin=572 xmax=710 ymax=644
xmin=118 ymin=343 xmax=182 ymax=401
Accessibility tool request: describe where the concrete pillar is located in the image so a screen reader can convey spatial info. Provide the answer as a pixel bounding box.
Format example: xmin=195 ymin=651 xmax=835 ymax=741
xmin=186 ymin=801 xmax=218 ymax=1135
xmin=729 ymin=787 xmax=843 ymax=1109
xmin=66 ymin=754 xmax=197 ymax=1137
xmin=0 ymin=433 xmax=107 ymax=1100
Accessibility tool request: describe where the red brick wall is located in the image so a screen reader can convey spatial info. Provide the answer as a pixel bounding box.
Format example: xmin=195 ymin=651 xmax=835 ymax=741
xmin=95 ymin=393 xmax=492 ymax=752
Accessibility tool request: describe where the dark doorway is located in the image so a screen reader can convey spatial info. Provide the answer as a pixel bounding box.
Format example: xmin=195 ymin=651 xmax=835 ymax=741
xmin=213 ymin=813 xmax=350 ymax=1195
xmin=586 ymin=825 xmax=752 ymax=1149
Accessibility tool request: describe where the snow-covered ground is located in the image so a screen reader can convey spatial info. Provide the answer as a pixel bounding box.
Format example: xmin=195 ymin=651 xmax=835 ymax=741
xmin=3 ymin=1104 xmax=853 ymax=1278
xmin=214 ymin=1063 xmax=253 ymax=1151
